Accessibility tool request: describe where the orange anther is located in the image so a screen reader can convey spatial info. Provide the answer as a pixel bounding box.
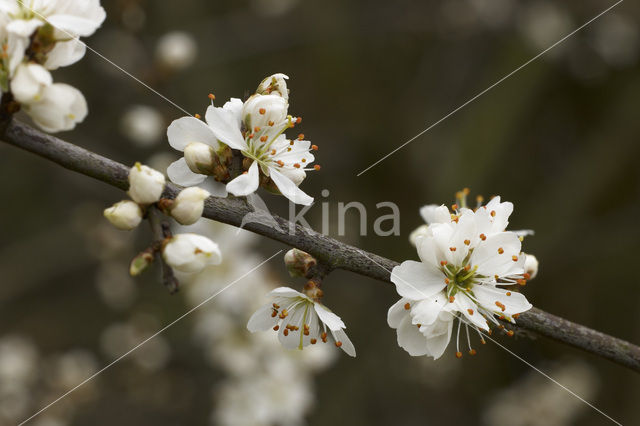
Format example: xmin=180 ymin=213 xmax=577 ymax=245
xmin=404 ymin=303 xmax=411 ymax=310
xmin=311 ymin=144 xmax=318 ymax=151
xmin=314 ymin=165 xmax=321 ymax=171
xmin=469 ymin=349 xmax=477 ymax=356
xmin=293 ymin=163 xmax=301 ymax=168
xmin=273 ymin=325 xmax=279 ymax=331
xmin=467 ymin=309 xmax=474 ymax=315
xmin=260 ymin=135 xmax=268 ymax=142
xmin=464 ymin=239 xmax=470 ymax=246
xmin=283 ymin=329 xmax=289 ymax=336
xmin=449 ymin=247 xmax=457 ymax=252
xmin=268 ymin=120 xmax=274 ymax=126
xmin=506 ymin=292 xmax=512 ymax=296
xmin=512 ymin=255 xmax=518 ymax=262
xmin=335 ymin=341 xmax=343 ymax=348
xmin=506 ymin=330 xmax=514 ymax=337
xmin=310 ymin=338 xmax=317 ymax=344
xmin=449 ymin=296 xmax=455 ymax=303
xmin=194 ymin=113 xmax=201 ymax=119
xmin=440 ymin=261 xmax=448 ymax=266
xmin=455 ymin=352 xmax=463 ymax=359
xmin=259 ymin=108 xmax=266 ymax=114
xmin=296 ymin=117 xmax=302 ymax=124
xmin=208 ymin=93 xmax=215 ymax=100
xmin=498 ymin=248 xmax=504 ymax=254
xmin=490 ymin=210 xmax=496 ymax=217
xmin=479 ymin=234 xmax=486 ymax=241
xmin=298 ymin=133 xmax=305 ymax=140
xmin=444 ymin=278 xmax=450 ymax=284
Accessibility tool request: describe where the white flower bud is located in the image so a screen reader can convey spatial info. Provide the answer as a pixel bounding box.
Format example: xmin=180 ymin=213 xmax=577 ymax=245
xmin=170 ymin=187 xmax=210 ymax=225
xmin=11 ymin=63 xmax=52 ymax=103
xmin=22 ymin=83 xmax=88 ymax=133
xmin=256 ymin=73 xmax=289 ymax=100
xmin=242 ymin=94 xmax=288 ymax=129
xmin=104 ymin=200 xmax=143 ymax=230
xmin=162 ymin=233 xmax=222 ymax=273
xmin=524 ymin=254 xmax=539 ymax=279
xmin=409 ymin=224 xmax=429 ymax=246
xmin=283 ymin=248 xmax=316 ymax=277
xmin=184 ymin=142 xmax=216 ymax=175
xmin=128 ymin=162 xmax=166 ymax=204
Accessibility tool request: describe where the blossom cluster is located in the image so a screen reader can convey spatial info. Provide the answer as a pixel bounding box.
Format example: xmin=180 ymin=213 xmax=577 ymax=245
xmin=181 ymin=223 xmax=339 ymax=425
xmin=103 ymin=162 xmax=221 ymax=275
xmin=388 ymin=192 xmax=538 ymax=359
xmin=167 ymin=73 xmax=318 ymax=205
xmin=0 ymin=0 xmax=106 ymax=132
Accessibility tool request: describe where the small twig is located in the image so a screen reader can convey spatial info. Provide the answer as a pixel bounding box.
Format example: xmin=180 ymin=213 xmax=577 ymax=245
xmin=2 ymin=118 xmax=640 ymax=372
xmin=147 ymin=206 xmax=179 ymax=294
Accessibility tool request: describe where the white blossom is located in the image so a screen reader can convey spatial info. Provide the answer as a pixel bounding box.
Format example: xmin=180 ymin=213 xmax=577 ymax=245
xmin=21 ymin=83 xmax=87 ymax=132
xmin=103 ymin=200 xmax=143 ymax=230
xmin=247 ymin=287 xmax=355 ymax=356
xmin=162 ymin=233 xmax=222 ymax=273
xmin=389 ymin=196 xmax=535 ymax=359
xmin=127 ymin=162 xmax=165 ymax=205
xmin=166 ymin=113 xmax=225 ymax=187
xmin=155 ymin=31 xmax=197 ymax=71
xmin=169 ymin=186 xmax=210 ymax=225
xmin=10 ymin=62 xmax=51 ymax=103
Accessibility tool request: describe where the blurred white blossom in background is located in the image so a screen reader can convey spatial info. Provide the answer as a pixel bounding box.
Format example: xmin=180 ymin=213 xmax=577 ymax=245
xmin=482 ymin=360 xmax=599 ymax=426
xmin=155 ymin=31 xmax=198 ymax=71
xmin=120 ymin=105 xmax=165 ymax=147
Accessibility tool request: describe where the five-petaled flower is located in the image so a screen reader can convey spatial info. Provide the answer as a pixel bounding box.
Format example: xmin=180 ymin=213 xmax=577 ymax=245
xmin=247 ymin=287 xmax=355 ymax=357
xmin=389 ymin=195 xmax=535 ymax=359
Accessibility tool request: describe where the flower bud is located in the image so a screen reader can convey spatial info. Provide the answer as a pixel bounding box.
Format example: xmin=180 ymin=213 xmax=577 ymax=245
xmin=169 ymin=187 xmax=210 ymax=225
xmin=162 ymin=233 xmax=222 ymax=273
xmin=22 ymin=83 xmax=88 ymax=133
xmin=284 ymin=248 xmax=317 ymax=278
xmin=242 ymin=94 xmax=288 ymax=129
xmin=130 ymin=250 xmax=155 ymax=276
xmin=103 ymin=200 xmax=143 ymax=230
xmin=184 ymin=142 xmax=217 ymax=175
xmin=128 ymin=162 xmax=166 ymax=204
xmin=409 ymin=224 xmax=429 ymax=246
xmin=256 ymin=73 xmax=289 ymax=100
xmin=11 ymin=63 xmax=52 ymax=103
xmin=524 ymin=254 xmax=539 ymax=279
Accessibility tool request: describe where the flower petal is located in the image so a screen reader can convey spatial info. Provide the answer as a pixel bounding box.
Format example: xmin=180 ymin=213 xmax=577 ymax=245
xmin=410 ymin=292 xmax=447 ymax=327
xmin=167 ymin=116 xmax=219 ymax=151
xmin=420 ymin=204 xmax=450 ymax=225
xmin=226 ymin=161 xmax=260 ymax=196
xmin=331 ymin=329 xmax=356 ymax=357
xmin=396 ymin=315 xmax=429 ymax=356
xmin=473 ymin=285 xmax=532 ymax=319
xmin=390 ymin=260 xmax=446 ymax=301
xmin=167 ymin=158 xmax=207 ymax=186
xmin=314 ymin=303 xmax=346 ymax=331
xmin=268 ymin=168 xmax=314 ymax=206
xmin=470 ymin=231 xmax=522 ymax=277
xmin=387 ymin=298 xmax=411 ymax=329
xmin=247 ymin=304 xmax=279 ymax=332
xmin=205 ymin=105 xmax=247 ymax=150
xmin=422 ymin=319 xmax=453 ymax=359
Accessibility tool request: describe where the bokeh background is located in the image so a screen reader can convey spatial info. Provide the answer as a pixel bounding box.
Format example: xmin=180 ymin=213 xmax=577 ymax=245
xmin=1 ymin=0 xmax=640 ymax=424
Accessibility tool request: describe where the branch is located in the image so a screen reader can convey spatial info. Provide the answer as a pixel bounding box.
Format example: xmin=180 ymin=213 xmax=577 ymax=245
xmin=3 ymin=119 xmax=639 ymax=372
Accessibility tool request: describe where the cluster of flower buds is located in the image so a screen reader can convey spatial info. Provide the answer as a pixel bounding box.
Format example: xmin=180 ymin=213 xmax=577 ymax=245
xmin=0 ymin=0 xmax=106 ymax=132
xmin=104 ymin=163 xmax=221 ymax=281
xmin=167 ymin=73 xmax=318 ymax=206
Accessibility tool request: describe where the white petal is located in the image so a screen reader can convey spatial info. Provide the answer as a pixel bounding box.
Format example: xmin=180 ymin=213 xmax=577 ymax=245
xmin=387 ymin=298 xmax=411 ymax=329
xmin=269 ymin=287 xmax=306 ymax=299
xmin=278 ymin=303 xmax=308 ymax=349
xmin=247 ymin=304 xmax=278 ymax=332
xmin=453 ymin=292 xmax=488 ymax=331
xmin=167 ymin=116 xmax=219 ymax=151
xmin=410 ymin=293 xmax=447 ymax=326
xmin=205 ymin=105 xmax=247 ymax=150
xmin=473 ymin=285 xmax=532 ymax=318
xmin=6 ymin=19 xmax=43 ymax=37
xmin=222 ymin=98 xmax=244 ymax=127
xmin=269 ymin=168 xmax=314 ymax=206
xmin=226 ymin=161 xmax=259 ymax=196
xmin=44 ymin=38 xmax=86 ymax=69
xmin=47 ymin=14 xmax=103 ymax=37
xmin=314 ymin=303 xmax=346 ymax=331
xmin=390 ymin=260 xmax=446 ymax=300
xmin=396 ymin=315 xmax=429 ymax=356
xmin=167 ymin=158 xmax=207 ymax=186
xmin=470 ymin=231 xmax=522 ymax=277
xmin=331 ymin=329 xmax=356 ymax=357
xmin=420 ymin=204 xmax=450 ymax=224
xmin=423 ymin=319 xmax=453 ymax=359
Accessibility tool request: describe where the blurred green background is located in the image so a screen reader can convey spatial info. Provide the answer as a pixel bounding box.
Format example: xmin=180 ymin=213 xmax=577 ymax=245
xmin=1 ymin=0 xmax=639 ymax=425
